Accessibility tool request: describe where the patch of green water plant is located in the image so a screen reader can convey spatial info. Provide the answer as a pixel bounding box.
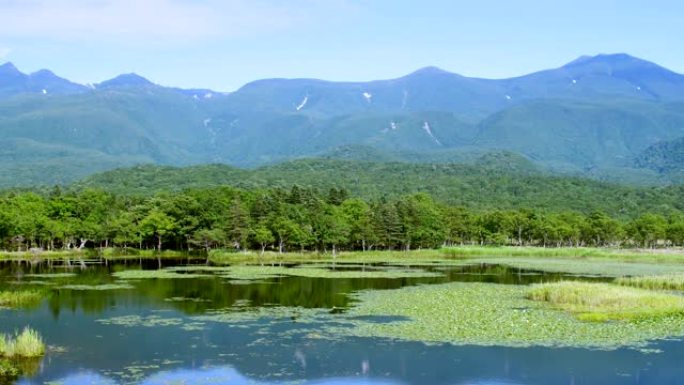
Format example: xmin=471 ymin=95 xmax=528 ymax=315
xmin=10 ymin=280 xmax=54 ymax=286
xmin=165 ymin=266 xmax=233 ymax=273
xmin=96 ymin=314 xmax=207 ymax=331
xmin=112 ymin=269 xmax=211 ymax=280
xmin=25 ymin=273 xmax=77 ymax=279
xmin=164 ymin=297 xmax=211 ymax=303
xmin=58 ymin=283 xmax=135 ymax=291
xmin=335 ymin=282 xmax=684 ymax=349
xmin=219 ymin=265 xmax=443 ymax=281
xmin=191 ymin=305 xmax=333 ymax=325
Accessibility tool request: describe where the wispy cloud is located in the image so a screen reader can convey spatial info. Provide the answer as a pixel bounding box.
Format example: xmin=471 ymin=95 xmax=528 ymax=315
xmin=0 ymin=0 xmax=356 ymax=42
xmin=0 ymin=47 xmax=10 ymax=60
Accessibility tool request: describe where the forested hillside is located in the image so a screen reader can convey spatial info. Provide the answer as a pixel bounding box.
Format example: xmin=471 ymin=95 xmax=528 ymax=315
xmin=2 ymin=54 xmax=684 ymax=187
xmin=72 ymin=158 xmax=684 ymax=217
xmin=635 ymin=137 xmax=684 ymax=182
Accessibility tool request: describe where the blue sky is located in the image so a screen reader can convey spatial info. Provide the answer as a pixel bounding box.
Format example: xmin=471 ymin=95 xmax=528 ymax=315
xmin=1 ymin=0 xmax=682 ymax=91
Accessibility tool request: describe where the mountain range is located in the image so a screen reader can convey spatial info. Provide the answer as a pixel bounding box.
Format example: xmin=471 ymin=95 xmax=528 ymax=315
xmin=1 ymin=53 xmax=684 ymax=188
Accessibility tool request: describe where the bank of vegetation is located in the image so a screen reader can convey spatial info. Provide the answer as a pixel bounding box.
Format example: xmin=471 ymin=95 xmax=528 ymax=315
xmin=1 ymin=186 xmax=684 ymax=257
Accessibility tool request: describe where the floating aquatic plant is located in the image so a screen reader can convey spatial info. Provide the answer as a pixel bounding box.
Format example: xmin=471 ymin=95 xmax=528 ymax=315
xmin=334 ymin=282 xmax=684 ymax=349
xmin=58 ymin=283 xmax=135 ymax=291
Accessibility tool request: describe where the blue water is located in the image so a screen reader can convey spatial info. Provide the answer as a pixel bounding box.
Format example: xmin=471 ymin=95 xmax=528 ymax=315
xmin=1 ymin=261 xmax=682 ymax=385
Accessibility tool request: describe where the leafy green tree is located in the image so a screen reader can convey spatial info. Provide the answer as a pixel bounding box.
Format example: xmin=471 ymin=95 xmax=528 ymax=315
xmin=227 ymin=198 xmax=251 ymax=251
xmin=442 ymin=206 xmax=473 ymax=246
xmin=110 ymin=211 xmax=140 ymax=250
xmin=667 ymin=215 xmax=684 ymax=246
xmin=252 ymin=224 xmax=275 ymax=255
xmin=372 ymin=201 xmax=402 ymax=250
xmin=270 ymin=215 xmax=304 ymax=253
xmin=8 ymin=193 xmax=48 ymax=250
xmin=140 ymin=209 xmax=177 ymax=251
xmin=341 ymin=198 xmax=376 ymax=251
xmin=584 ymin=211 xmax=623 ymax=246
xmin=191 ymin=227 xmax=226 ymax=252
xmin=315 ymin=205 xmax=350 ymax=256
xmin=628 ymin=213 xmax=668 ymax=248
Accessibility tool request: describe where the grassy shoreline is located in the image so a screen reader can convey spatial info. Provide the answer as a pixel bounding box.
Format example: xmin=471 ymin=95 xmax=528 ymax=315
xmin=2 ymin=246 xmax=684 ymax=264
xmin=443 ymin=245 xmax=684 ymax=262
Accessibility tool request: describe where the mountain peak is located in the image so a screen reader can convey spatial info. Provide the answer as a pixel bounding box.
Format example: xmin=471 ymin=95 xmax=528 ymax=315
xmin=557 ymin=53 xmax=683 ymax=82
xmin=29 ymin=69 xmax=60 ymax=81
xmin=0 ymin=62 xmax=23 ymax=76
xmin=98 ymin=73 xmax=155 ymax=88
xmin=31 ymin=68 xmax=56 ymax=76
xmin=408 ymin=66 xmax=453 ymax=76
xmin=563 ymin=53 xmax=662 ymax=71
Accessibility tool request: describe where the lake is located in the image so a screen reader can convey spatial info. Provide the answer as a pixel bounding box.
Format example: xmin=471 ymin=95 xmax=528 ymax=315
xmin=1 ymin=259 xmax=682 ymax=385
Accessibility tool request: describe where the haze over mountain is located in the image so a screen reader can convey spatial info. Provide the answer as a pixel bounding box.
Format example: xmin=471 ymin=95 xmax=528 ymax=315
xmin=2 ymin=53 xmax=684 ymax=188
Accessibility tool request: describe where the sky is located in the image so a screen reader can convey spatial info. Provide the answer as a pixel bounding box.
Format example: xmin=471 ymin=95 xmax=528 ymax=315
xmin=0 ymin=0 xmax=683 ymax=91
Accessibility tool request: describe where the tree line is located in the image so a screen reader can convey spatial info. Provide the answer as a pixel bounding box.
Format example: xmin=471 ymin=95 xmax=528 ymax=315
xmin=1 ymin=186 xmax=683 ymax=254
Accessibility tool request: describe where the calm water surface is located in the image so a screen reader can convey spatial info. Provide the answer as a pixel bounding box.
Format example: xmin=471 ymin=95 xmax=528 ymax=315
xmin=1 ymin=260 xmax=682 ymax=385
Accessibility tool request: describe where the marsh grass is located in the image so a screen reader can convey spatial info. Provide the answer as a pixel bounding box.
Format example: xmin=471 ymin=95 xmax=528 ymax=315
xmin=208 ymin=249 xmax=450 ymax=265
xmin=616 ymin=274 xmax=684 ymax=291
xmin=443 ymin=246 xmax=684 ymax=263
xmin=0 ymin=250 xmax=87 ymax=261
xmin=0 ymin=328 xmax=45 ymax=358
xmin=0 ymin=290 xmax=44 ymax=308
xmin=104 ymin=249 xmax=189 ymax=260
xmin=466 ymin=257 xmax=684 ymax=277
xmin=527 ymin=282 xmax=684 ymax=322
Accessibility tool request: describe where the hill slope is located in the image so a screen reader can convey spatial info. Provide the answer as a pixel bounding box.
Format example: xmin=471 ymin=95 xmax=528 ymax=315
xmin=74 ymin=159 xmax=684 ymax=217
xmin=3 ymin=53 xmax=684 ymax=187
xmin=634 ymin=137 xmax=684 ymax=182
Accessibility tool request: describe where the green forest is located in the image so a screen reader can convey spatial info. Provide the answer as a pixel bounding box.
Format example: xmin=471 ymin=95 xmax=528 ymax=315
xmin=1 ymin=185 xmax=683 ymax=254
xmin=73 ymin=159 xmax=684 ymax=216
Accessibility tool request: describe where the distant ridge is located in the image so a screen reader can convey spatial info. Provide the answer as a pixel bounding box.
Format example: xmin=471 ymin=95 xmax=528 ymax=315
xmin=1 ymin=53 xmax=684 ymax=188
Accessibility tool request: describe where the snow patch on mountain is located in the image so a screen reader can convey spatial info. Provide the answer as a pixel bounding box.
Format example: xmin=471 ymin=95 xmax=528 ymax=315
xmin=296 ymin=95 xmax=308 ymax=111
xmin=363 ymin=92 xmax=372 ymax=103
xmin=422 ymin=121 xmax=442 ymax=146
